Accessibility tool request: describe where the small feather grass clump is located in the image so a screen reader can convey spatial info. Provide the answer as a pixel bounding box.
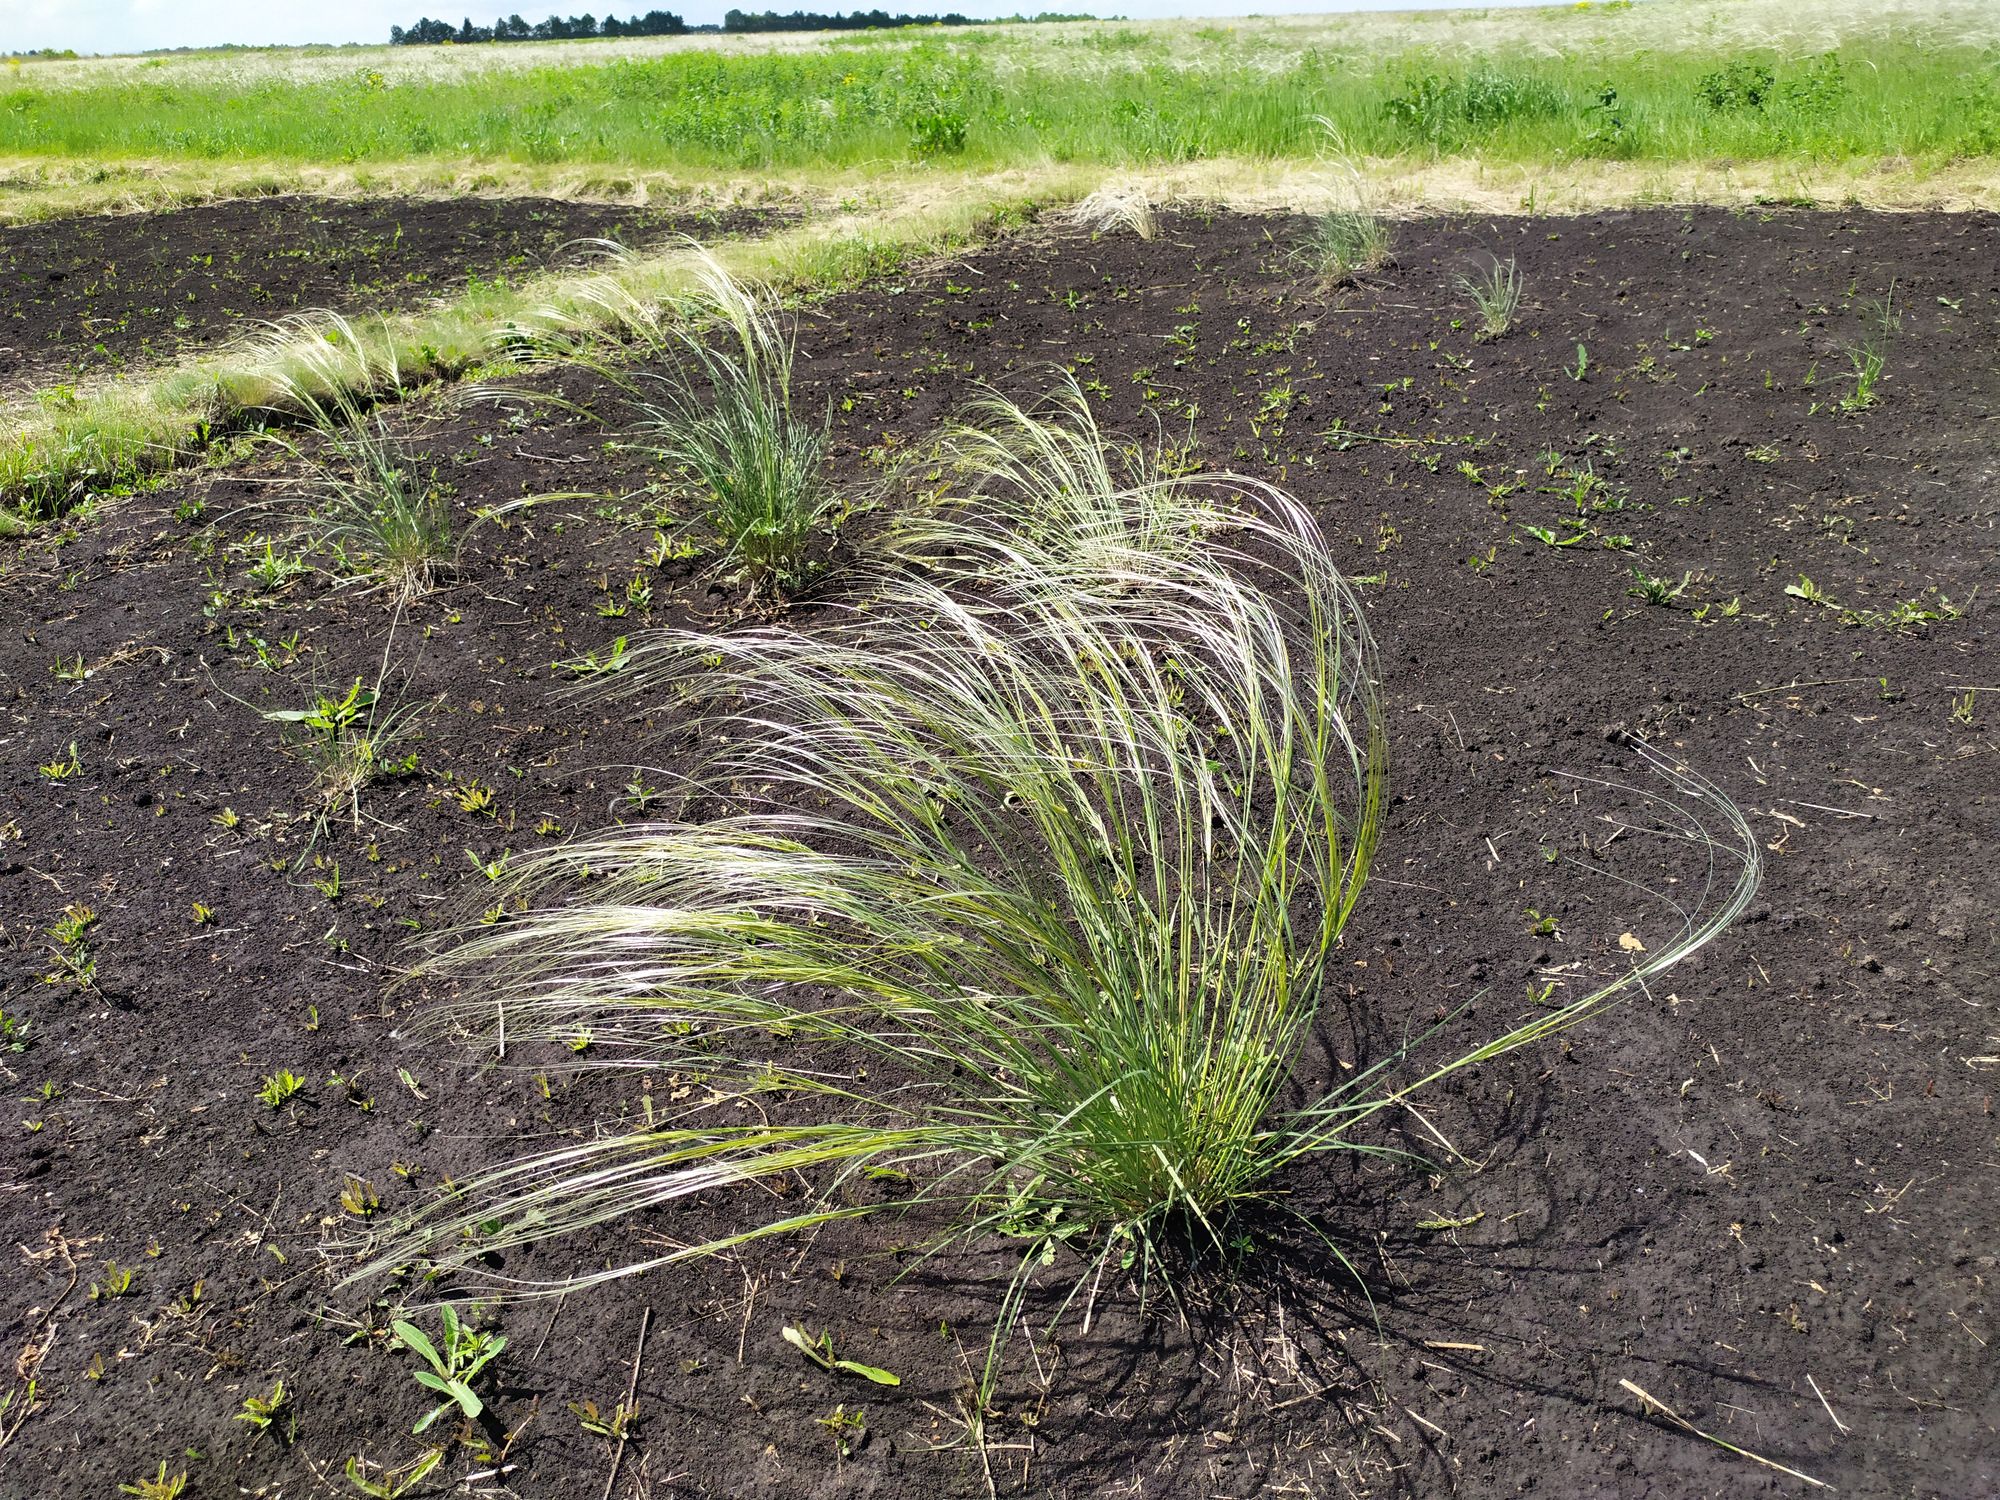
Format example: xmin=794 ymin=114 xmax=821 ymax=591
xmin=1070 ymin=185 xmax=1158 ymax=242
xmin=1458 ymin=254 xmax=1524 ymax=341
xmin=1301 ymin=208 xmax=1396 ymax=286
xmin=362 ymin=382 xmax=1758 ymax=1344
xmin=256 ymin=317 xmax=456 ymax=606
xmin=501 ymin=245 xmax=835 ymax=600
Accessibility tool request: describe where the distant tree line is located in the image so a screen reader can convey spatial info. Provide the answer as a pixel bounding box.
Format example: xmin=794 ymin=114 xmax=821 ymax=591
xmin=720 ymin=10 xmax=974 ymax=30
xmin=391 ymin=14 xmax=689 ymax=44
xmin=388 ymin=9 xmax=1099 ymax=42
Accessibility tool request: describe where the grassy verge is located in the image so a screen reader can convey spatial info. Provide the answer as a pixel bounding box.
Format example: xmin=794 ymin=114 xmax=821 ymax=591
xmin=9 ymin=144 xmax=2000 ymax=230
xmin=0 ymin=175 xmax=1083 ymax=534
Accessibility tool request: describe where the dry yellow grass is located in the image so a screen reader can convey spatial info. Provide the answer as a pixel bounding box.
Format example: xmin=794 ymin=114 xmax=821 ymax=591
xmin=7 ymin=147 xmax=1997 ymax=233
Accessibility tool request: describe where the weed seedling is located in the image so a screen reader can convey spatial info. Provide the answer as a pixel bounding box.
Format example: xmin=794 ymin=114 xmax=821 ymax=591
xmin=234 ymin=1380 xmax=290 ymax=1440
xmin=44 ymin=904 xmax=99 ymax=989
xmin=561 ymin=635 xmax=630 ymax=678
xmin=37 ymin=742 xmax=82 ymax=781
xmin=466 ymin=849 xmax=509 ymax=882
xmin=452 ymin=780 xmax=498 ymax=817
xmin=568 ymin=1398 xmax=639 ymax=1440
xmin=1628 ymin=568 xmax=1693 ymax=605
xmin=391 ymin=1305 xmax=505 ymax=1434
xmin=118 ymin=1464 xmax=188 ymax=1499
xmin=243 ymin=538 xmax=310 ymax=592
xmin=1951 ymin=690 xmax=1978 ymax=725
xmin=1785 ymin=575 xmax=1832 ymax=608
xmin=815 ymin=1403 xmax=868 ymax=1459
xmin=341 ymin=1177 xmax=382 ymax=1218
xmin=622 ymin=777 xmax=667 ymax=812
xmin=342 ymin=1449 xmax=443 ymax=1498
xmin=91 ymin=1260 xmax=138 ymax=1300
xmin=782 ymin=1325 xmax=901 ymax=1386
xmin=258 ymin=1070 xmax=307 ymax=1109
xmin=1521 ymin=523 xmax=1586 ymax=548
xmin=261 ymin=659 xmax=429 ymax=832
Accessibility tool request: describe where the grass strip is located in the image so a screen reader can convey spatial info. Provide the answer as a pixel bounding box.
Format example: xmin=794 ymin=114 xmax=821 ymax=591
xmin=0 ymin=175 xmax=1084 ymax=533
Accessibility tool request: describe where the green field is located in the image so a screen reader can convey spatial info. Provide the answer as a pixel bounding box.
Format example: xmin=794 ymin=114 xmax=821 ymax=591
xmin=4 ymin=0 xmax=1998 ymax=172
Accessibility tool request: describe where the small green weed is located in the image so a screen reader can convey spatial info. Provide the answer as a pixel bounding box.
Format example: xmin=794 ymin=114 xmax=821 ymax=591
xmin=391 ymin=1305 xmax=506 ymax=1435
xmin=258 ymin=1070 xmax=308 ymax=1108
xmin=1628 ymin=568 xmax=1693 ymax=605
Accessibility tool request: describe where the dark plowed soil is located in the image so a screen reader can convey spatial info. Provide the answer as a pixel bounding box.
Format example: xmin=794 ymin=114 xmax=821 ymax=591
xmin=0 ymin=208 xmax=1994 ymax=1500
xmin=0 ymin=194 xmax=793 ymax=390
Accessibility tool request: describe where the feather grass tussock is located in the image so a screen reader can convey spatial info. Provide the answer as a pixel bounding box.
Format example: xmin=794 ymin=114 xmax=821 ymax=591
xmin=494 ymin=245 xmax=837 ymax=598
xmin=248 ymin=318 xmax=458 ymax=606
xmin=1069 ymin=185 xmax=1158 ymax=242
xmin=357 ymin=382 xmax=1759 ymax=1348
xmin=1296 ymin=130 xmax=1396 ymax=288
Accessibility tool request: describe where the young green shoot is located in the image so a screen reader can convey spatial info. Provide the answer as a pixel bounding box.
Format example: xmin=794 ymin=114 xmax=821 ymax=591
xmin=257 ymin=1070 xmax=307 ymax=1108
xmin=391 ymin=1305 xmax=505 ymax=1435
xmin=252 ymin=634 xmax=432 ymax=837
xmin=1628 ymin=567 xmax=1694 ymax=605
xmin=117 ymin=1464 xmax=188 ymax=1500
xmin=1840 ymin=286 xmax=1897 ymax=412
xmin=782 ymin=1326 xmax=902 ymax=1386
xmin=342 ymin=1448 xmax=444 ymax=1499
xmin=234 ymin=1380 xmax=290 ymax=1439
xmin=1457 ymin=257 xmax=1523 ymax=340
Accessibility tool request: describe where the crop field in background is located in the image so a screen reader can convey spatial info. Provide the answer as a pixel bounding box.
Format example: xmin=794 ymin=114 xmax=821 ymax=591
xmin=0 ymin=3 xmax=1995 ymax=1498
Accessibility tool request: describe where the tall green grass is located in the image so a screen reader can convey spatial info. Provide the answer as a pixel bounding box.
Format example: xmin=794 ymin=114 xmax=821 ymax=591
xmin=1 ymin=32 xmax=1994 ymax=171
xmin=359 ymin=383 xmax=1760 ymax=1356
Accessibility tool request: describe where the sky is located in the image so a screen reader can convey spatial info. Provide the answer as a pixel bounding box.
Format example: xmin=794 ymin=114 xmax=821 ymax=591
xmin=1 ymin=0 xmax=1549 ymax=57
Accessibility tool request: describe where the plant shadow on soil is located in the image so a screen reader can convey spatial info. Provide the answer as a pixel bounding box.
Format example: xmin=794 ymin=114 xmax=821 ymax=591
xmin=0 ymin=206 xmax=1994 ymax=1498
